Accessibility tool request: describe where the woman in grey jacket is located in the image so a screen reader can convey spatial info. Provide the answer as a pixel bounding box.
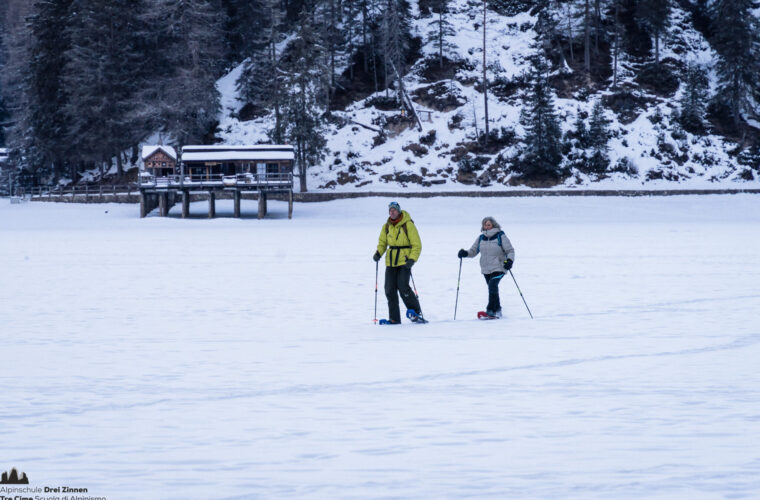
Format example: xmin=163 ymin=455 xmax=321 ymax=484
xmin=457 ymin=217 xmax=515 ymax=318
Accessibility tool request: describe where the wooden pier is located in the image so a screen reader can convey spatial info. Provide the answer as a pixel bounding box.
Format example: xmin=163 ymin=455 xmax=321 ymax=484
xmin=138 ymin=173 xmax=294 ymax=219
xmin=138 ymin=144 xmax=295 ymax=219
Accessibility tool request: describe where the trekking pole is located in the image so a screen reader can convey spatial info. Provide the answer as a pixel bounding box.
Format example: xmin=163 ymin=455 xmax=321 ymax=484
xmin=407 ymin=269 xmax=427 ymax=323
xmin=454 ymin=257 xmax=463 ymax=320
xmin=373 ymin=260 xmax=379 ymax=324
xmin=410 ymin=269 xmax=424 ymax=313
xmin=509 ymin=270 xmax=533 ymax=319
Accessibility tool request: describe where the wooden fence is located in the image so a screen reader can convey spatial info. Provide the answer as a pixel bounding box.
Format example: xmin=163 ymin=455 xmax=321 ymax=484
xmin=28 ymin=184 xmax=139 ymax=202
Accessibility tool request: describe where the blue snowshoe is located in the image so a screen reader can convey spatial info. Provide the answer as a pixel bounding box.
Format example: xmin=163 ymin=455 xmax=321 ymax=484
xmin=406 ymin=309 xmax=428 ymax=324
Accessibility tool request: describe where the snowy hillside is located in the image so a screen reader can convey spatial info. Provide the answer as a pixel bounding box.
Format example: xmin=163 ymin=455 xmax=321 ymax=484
xmin=2 ymin=196 xmax=760 ymax=498
xmin=214 ymin=1 xmax=760 ymax=191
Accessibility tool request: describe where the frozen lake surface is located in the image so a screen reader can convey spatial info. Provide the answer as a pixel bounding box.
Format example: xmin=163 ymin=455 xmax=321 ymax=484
xmin=1 ymin=195 xmax=759 ymax=499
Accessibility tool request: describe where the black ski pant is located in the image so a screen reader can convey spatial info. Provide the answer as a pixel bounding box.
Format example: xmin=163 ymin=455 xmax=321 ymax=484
xmin=385 ymin=265 xmax=422 ymax=323
xmin=483 ymin=271 xmax=505 ymax=313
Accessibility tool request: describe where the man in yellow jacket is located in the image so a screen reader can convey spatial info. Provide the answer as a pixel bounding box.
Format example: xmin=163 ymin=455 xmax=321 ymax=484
xmin=373 ymin=201 xmax=424 ymax=324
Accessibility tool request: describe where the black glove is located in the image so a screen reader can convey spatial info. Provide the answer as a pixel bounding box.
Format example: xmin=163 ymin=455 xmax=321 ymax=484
xmin=373 ymin=251 xmax=381 ymax=262
xmin=458 ymin=249 xmax=468 ymax=258
xmin=404 ymin=258 xmax=415 ymax=269
xmin=503 ymin=258 xmax=513 ymax=270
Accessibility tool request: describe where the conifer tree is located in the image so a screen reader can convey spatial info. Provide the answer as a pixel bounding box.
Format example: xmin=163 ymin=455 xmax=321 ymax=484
xmin=64 ymin=0 xmax=149 ymax=177
xmin=518 ymin=54 xmax=563 ymax=180
xmin=236 ymin=0 xmax=284 ymax=140
xmin=563 ymin=0 xmax=576 ymax=63
xmin=636 ymin=0 xmax=670 ymax=64
xmin=677 ymin=62 xmax=709 ymax=134
xmin=221 ymin=0 xmax=270 ymax=58
xmin=148 ymin=0 xmax=224 ymax=146
xmin=0 ymin=28 xmax=9 ymax=148
xmin=586 ymin=99 xmax=610 ymax=173
xmin=737 ymin=143 xmax=760 ymax=174
xmin=588 ymin=100 xmax=610 ymax=149
xmin=0 ymin=93 xmax=6 ymax=147
xmin=282 ymin=9 xmax=328 ymax=192
xmin=343 ymin=0 xmax=361 ymax=81
xmin=364 ymin=0 xmax=383 ymax=91
xmin=534 ymin=0 xmax=568 ymax=69
xmin=0 ymin=7 xmax=30 ymax=180
xmin=426 ymin=0 xmax=456 ymax=69
xmin=571 ymin=109 xmax=589 ymax=149
xmin=321 ymin=0 xmax=345 ymax=101
xmin=380 ymin=0 xmax=412 ymax=99
xmin=710 ymin=0 xmax=760 ymax=128
xmin=18 ymin=0 xmax=74 ymax=180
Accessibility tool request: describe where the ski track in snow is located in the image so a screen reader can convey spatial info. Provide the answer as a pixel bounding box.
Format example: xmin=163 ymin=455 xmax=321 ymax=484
xmin=4 ymin=331 xmax=759 ymax=422
xmin=1 ymin=195 xmax=759 ymax=499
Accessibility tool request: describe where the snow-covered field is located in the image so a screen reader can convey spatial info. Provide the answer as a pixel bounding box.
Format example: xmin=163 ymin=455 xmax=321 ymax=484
xmin=1 ymin=195 xmax=759 ymax=499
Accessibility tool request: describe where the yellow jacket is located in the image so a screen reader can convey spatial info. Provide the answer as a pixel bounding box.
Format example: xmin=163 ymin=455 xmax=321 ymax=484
xmin=377 ymin=210 xmax=422 ymax=267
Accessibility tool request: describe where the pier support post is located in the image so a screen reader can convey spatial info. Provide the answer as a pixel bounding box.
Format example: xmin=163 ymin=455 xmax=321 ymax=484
xmin=234 ymin=190 xmax=241 ymax=218
xmin=140 ymin=191 xmax=147 ymax=218
xmin=208 ymin=192 xmax=216 ymax=218
xmin=158 ymin=192 xmax=168 ymax=216
xmin=182 ymin=190 xmax=190 ymax=218
xmin=288 ymin=190 xmax=293 ymax=219
xmin=258 ymin=192 xmax=267 ymax=219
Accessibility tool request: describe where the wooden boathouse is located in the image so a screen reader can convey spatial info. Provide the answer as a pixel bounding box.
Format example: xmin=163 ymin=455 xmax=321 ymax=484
xmin=138 ymin=144 xmax=295 ymax=218
xmin=141 ymin=145 xmax=177 ymax=177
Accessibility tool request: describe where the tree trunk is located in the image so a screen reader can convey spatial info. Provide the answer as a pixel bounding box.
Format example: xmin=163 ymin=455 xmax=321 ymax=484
xmin=613 ymin=0 xmax=619 ymax=88
xmin=116 ymin=150 xmax=124 ymax=177
xmin=655 ymin=30 xmax=660 ymax=64
xmin=384 ymin=60 xmax=389 ymax=97
xmin=594 ymin=0 xmax=600 ymax=56
xmin=482 ymin=0 xmax=489 ymax=143
xmin=566 ymin=2 xmax=574 ymax=62
xmin=329 ymin=0 xmax=336 ymax=97
xmin=472 ymin=100 xmax=479 ymax=138
xmin=584 ymin=0 xmax=590 ymax=74
xmin=348 ymin=0 xmax=355 ymax=80
xmin=439 ymin=8 xmax=444 ymax=68
xmin=371 ymin=30 xmax=378 ymax=92
xmin=299 ymin=142 xmax=308 ymax=192
xmin=362 ymin=0 xmax=369 ymax=73
xmin=300 ymin=81 xmax=309 ymax=193
xmin=732 ymin=78 xmax=742 ymax=129
xmin=271 ymin=39 xmax=282 ymax=143
xmin=550 ymin=1 xmax=568 ymax=69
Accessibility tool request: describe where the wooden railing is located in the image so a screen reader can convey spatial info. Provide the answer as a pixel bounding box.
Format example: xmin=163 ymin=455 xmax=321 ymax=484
xmin=138 ymin=172 xmax=293 ymax=188
xmin=28 ymin=184 xmax=138 ymax=199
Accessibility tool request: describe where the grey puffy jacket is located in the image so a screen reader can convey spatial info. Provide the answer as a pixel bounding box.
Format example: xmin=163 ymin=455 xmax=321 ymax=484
xmin=465 ymin=227 xmax=515 ymax=274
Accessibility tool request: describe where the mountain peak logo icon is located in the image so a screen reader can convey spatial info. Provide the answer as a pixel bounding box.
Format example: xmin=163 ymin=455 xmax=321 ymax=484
xmin=0 ymin=468 xmax=29 ymax=484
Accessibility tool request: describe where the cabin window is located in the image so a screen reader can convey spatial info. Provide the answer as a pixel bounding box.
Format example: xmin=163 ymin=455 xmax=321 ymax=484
xmin=267 ymin=163 xmax=279 ymax=174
